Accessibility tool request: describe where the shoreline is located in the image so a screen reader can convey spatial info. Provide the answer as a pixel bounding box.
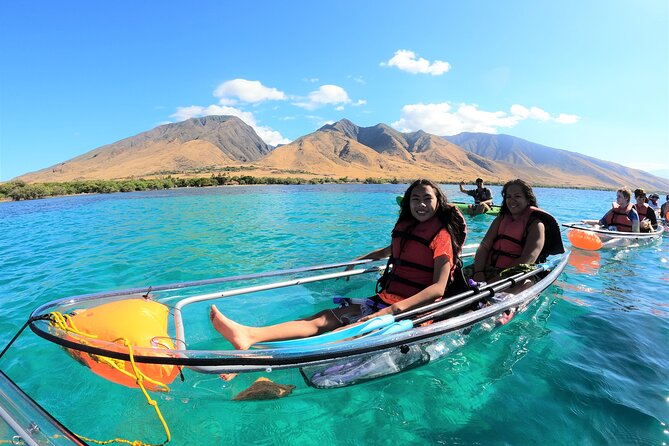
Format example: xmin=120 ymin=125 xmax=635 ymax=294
xmin=0 ymin=174 xmax=620 ymax=203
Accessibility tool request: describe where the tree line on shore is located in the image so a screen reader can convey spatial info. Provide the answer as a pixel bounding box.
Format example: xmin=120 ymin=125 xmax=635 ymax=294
xmin=0 ymin=174 xmax=401 ymax=201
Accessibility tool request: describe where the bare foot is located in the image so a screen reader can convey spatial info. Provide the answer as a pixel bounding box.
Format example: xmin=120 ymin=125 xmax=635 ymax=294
xmin=210 ymin=305 xmax=254 ymax=350
xmin=219 ymin=373 xmax=238 ymax=381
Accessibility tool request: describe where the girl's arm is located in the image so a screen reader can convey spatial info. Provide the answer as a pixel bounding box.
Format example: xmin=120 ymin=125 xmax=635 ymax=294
xmin=356 ymin=245 xmax=391 ymax=261
xmin=361 ymin=254 xmax=452 ymax=319
xmin=472 ymin=216 xmax=502 ymax=281
xmin=512 ymin=220 xmax=545 ymax=265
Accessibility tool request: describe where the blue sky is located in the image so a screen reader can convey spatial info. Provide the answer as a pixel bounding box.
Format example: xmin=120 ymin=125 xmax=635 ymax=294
xmin=1 ymin=0 xmax=667 ymax=181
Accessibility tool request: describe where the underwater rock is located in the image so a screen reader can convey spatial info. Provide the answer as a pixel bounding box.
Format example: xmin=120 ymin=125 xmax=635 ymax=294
xmin=233 ymin=377 xmax=295 ymax=401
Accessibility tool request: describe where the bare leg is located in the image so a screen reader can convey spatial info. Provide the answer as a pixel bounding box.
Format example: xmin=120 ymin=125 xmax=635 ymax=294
xmin=210 ymin=305 xmax=347 ymax=350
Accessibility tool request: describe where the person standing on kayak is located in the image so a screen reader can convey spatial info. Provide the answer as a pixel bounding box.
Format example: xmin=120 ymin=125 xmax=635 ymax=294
xmin=210 ymin=179 xmax=467 ymax=350
xmin=459 ymin=178 xmax=493 ymax=215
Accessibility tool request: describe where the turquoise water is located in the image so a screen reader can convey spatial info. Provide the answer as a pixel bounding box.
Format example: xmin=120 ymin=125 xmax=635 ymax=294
xmin=1 ymin=184 xmax=667 ymax=445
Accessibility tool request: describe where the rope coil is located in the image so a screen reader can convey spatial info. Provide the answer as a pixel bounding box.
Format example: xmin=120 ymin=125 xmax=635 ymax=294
xmin=47 ymin=311 xmax=172 ymax=446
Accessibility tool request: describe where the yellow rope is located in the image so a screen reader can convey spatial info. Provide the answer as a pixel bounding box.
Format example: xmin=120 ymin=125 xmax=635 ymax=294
xmin=46 ymin=311 xmax=172 ymax=446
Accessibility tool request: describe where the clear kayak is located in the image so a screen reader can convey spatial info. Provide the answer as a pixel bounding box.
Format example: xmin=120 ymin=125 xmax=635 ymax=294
xmin=0 ymin=369 xmax=85 ymax=445
xmin=562 ymin=222 xmax=665 ymax=250
xmin=28 ymin=253 xmax=569 ymax=393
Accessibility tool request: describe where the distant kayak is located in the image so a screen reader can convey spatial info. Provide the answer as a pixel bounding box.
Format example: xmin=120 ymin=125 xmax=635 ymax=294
xmin=562 ymin=222 xmax=665 ymax=250
xmin=395 ymin=196 xmax=500 ymax=216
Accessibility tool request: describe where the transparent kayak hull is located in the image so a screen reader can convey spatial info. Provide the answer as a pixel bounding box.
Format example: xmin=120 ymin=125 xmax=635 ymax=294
xmin=28 ymin=254 xmax=569 ymax=388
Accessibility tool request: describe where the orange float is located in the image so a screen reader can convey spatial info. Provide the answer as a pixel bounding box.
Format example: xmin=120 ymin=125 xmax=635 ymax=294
xmin=64 ymin=298 xmax=179 ymax=391
xmin=567 ymin=228 xmax=603 ymax=251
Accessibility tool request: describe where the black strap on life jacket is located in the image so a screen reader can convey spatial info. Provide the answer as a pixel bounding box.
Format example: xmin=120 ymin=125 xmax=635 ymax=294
xmin=607 ymin=208 xmax=633 ymax=230
xmin=489 ymin=232 xmax=525 ymax=267
xmin=489 ymin=211 xmax=565 ymax=267
xmin=377 ymin=224 xmax=441 ymax=295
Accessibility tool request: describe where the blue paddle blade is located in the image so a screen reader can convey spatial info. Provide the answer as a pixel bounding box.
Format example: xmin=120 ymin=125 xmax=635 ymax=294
xmin=253 ymin=314 xmax=396 ymax=349
xmin=360 ymin=319 xmax=413 ymax=338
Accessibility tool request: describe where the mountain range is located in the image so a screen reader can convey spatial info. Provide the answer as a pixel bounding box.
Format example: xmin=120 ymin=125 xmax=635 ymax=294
xmin=15 ymin=115 xmax=669 ymax=190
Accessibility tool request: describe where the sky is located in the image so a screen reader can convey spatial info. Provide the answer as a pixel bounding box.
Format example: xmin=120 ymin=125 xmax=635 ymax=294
xmin=1 ymin=0 xmax=667 ymax=182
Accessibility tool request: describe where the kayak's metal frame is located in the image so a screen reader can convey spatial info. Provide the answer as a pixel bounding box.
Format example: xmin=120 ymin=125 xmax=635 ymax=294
xmin=0 ymin=370 xmax=85 ymax=446
xmin=28 ymin=251 xmax=567 ymax=373
xmin=172 ymin=264 xmax=386 ymax=350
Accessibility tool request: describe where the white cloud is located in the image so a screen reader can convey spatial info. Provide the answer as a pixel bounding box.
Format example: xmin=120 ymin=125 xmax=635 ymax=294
xmin=352 ymin=99 xmax=367 ymax=107
xmin=380 ymin=50 xmax=451 ymax=75
xmin=555 ymin=113 xmax=580 ymax=124
xmin=169 ymin=105 xmax=290 ymax=146
xmin=392 ymin=102 xmax=579 ymax=135
xmin=528 ymin=106 xmax=551 ymax=121
xmin=293 ymin=84 xmax=352 ymax=110
xmin=213 ymin=79 xmax=286 ymax=105
xmin=348 ymin=74 xmax=366 ymax=85
xmin=510 ymin=104 xmax=530 ymax=118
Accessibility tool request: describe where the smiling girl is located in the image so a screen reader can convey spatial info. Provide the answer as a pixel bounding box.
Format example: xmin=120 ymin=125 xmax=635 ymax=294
xmin=210 ymin=179 xmax=467 ymax=350
xmin=471 ymin=179 xmax=563 ymax=284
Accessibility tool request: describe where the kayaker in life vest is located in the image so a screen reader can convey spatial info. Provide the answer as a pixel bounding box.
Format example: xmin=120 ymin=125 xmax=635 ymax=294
xmin=633 ymin=188 xmax=657 ymax=231
xmin=583 ymin=187 xmax=640 ymax=232
xmin=209 ymin=179 xmax=467 ymax=350
xmin=470 ymin=179 xmax=564 ymax=285
xmin=648 ymin=193 xmax=660 ymax=212
xmin=661 ymin=195 xmax=669 ymax=221
xmin=459 ymin=178 xmax=493 ymax=216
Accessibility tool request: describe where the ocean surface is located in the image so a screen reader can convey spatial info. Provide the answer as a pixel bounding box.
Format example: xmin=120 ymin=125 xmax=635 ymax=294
xmin=0 ymin=184 xmax=667 ymax=445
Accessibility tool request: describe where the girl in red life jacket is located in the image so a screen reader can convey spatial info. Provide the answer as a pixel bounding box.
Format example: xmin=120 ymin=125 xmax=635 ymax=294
xmin=632 ymin=189 xmax=657 ymax=231
xmin=471 ymin=179 xmax=564 ymax=285
xmin=583 ymin=187 xmax=640 ymax=233
xmin=209 ymin=179 xmax=467 ymax=350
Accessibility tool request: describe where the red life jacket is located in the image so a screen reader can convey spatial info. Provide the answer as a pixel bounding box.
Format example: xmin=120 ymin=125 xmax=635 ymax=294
xmin=604 ymin=203 xmax=634 ymax=232
xmin=634 ymin=203 xmax=651 ymax=221
xmin=490 ymin=206 xmax=564 ymax=269
xmin=380 ymin=217 xmax=446 ymax=299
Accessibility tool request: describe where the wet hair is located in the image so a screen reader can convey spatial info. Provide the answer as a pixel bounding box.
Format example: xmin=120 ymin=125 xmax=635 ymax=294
xmin=634 ymin=188 xmax=646 ymax=198
xmin=398 ymin=179 xmax=466 ymax=255
xmin=499 ymin=179 xmax=538 ymax=215
xmin=476 ymin=178 xmax=483 ymax=183
xmin=617 ymin=187 xmax=632 ymax=202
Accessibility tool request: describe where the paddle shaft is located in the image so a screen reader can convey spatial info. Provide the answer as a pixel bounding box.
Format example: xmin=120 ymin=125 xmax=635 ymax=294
xmin=396 ymin=265 xmax=548 ymax=326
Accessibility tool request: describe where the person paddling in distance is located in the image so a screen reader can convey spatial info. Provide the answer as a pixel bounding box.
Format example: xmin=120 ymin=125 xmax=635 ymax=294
xmin=459 ymin=178 xmax=493 ymax=216
xmin=582 ymin=187 xmax=640 ymax=232
xmin=632 ymin=188 xmax=657 ymax=232
xmin=210 ymin=179 xmax=467 ymax=350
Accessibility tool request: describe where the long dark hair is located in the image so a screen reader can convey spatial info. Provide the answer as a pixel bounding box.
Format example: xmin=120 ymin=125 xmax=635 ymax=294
xmin=398 ymin=179 xmax=466 ymax=255
xmin=499 ymin=179 xmax=538 ymax=215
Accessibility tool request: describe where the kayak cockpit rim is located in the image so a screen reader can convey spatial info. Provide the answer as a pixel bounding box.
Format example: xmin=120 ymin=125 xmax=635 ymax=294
xmin=27 ymin=252 xmax=568 ymax=372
